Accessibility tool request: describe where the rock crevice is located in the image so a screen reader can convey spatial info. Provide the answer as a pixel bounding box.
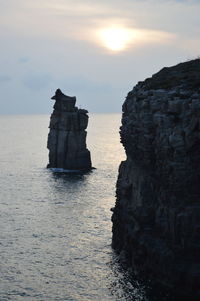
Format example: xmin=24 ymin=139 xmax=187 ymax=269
xmin=112 ymin=59 xmax=200 ymax=297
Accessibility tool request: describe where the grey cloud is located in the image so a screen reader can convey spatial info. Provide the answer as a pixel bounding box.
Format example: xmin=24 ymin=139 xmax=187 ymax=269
xmin=22 ymin=72 xmax=53 ymax=90
xmin=19 ymin=56 xmax=30 ymax=63
xmin=0 ymin=0 xmax=199 ymax=114
xmin=58 ymin=76 xmax=112 ymax=94
xmin=52 ymin=0 xmax=200 ymax=41
xmin=0 ymin=75 xmax=12 ymax=82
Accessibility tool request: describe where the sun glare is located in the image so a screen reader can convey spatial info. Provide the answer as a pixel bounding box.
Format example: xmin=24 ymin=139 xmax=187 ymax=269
xmin=98 ymin=26 xmax=134 ymax=51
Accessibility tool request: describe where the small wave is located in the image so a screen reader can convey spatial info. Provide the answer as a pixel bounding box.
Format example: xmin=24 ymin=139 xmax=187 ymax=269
xmin=50 ymin=168 xmax=82 ymax=173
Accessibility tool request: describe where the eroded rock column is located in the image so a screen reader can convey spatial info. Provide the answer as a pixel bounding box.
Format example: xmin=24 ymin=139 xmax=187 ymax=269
xmin=47 ymin=89 xmax=92 ymax=171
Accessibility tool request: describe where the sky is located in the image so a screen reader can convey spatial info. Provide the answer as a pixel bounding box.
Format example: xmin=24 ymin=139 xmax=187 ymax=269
xmin=0 ymin=0 xmax=200 ymax=114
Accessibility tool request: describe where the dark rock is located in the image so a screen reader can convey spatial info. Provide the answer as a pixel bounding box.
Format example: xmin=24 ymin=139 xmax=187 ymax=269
xmin=47 ymin=89 xmax=92 ymax=171
xmin=112 ymin=59 xmax=200 ymax=297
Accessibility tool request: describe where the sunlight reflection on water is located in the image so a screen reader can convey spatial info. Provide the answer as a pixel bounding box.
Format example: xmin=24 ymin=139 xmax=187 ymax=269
xmin=0 ymin=114 xmax=147 ymax=301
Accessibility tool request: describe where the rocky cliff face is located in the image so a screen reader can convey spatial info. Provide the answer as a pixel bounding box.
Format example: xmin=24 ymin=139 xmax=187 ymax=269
xmin=47 ymin=89 xmax=92 ymax=171
xmin=112 ymin=59 xmax=200 ymax=297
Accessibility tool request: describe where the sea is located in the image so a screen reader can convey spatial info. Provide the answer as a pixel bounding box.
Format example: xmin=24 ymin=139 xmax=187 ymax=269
xmin=0 ymin=114 xmax=171 ymax=301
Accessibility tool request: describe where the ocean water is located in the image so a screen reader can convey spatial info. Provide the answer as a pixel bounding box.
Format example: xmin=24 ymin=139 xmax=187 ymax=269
xmin=0 ymin=114 xmax=147 ymax=301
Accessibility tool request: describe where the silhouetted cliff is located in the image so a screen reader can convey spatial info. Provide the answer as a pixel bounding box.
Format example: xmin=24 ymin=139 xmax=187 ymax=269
xmin=47 ymin=89 xmax=92 ymax=171
xmin=112 ymin=59 xmax=200 ymax=297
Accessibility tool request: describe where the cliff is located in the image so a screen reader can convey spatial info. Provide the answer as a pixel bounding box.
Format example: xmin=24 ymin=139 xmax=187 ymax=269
xmin=112 ymin=59 xmax=200 ymax=297
xmin=47 ymin=89 xmax=92 ymax=171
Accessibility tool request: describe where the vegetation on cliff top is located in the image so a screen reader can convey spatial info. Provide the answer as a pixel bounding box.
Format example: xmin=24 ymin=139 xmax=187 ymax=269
xmin=141 ymin=58 xmax=200 ymax=90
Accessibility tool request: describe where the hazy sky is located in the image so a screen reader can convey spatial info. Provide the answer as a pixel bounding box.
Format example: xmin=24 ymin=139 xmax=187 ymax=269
xmin=0 ymin=0 xmax=200 ymax=114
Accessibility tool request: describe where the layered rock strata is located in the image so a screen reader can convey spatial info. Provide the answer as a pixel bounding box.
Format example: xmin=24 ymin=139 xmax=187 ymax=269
xmin=112 ymin=59 xmax=200 ymax=297
xmin=47 ymin=89 xmax=92 ymax=171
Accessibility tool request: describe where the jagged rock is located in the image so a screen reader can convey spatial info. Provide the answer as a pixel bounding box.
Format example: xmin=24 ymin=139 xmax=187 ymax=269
xmin=47 ymin=89 xmax=92 ymax=171
xmin=112 ymin=59 xmax=200 ymax=297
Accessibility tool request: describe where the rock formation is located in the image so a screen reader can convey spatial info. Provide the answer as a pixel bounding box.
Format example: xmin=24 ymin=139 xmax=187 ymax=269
xmin=47 ymin=89 xmax=92 ymax=171
xmin=112 ymin=59 xmax=200 ymax=297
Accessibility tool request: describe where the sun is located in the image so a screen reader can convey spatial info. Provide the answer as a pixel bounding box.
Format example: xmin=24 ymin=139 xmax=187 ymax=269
xmin=98 ymin=26 xmax=134 ymax=51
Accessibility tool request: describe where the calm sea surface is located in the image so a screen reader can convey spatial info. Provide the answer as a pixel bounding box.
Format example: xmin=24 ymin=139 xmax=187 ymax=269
xmin=0 ymin=114 xmax=147 ymax=301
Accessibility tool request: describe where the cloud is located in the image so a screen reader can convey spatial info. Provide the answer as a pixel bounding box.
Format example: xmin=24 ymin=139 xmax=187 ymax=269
xmin=22 ymin=72 xmax=53 ymax=90
xmin=57 ymin=75 xmax=112 ymax=94
xmin=0 ymin=74 xmax=12 ymax=82
xmin=0 ymin=0 xmax=199 ymax=51
xmin=0 ymin=0 xmax=199 ymax=114
xmin=19 ymin=56 xmax=30 ymax=63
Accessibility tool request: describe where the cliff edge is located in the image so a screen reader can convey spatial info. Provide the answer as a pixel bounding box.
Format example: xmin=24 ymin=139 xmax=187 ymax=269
xmin=47 ymin=89 xmax=92 ymax=171
xmin=112 ymin=59 xmax=200 ymax=297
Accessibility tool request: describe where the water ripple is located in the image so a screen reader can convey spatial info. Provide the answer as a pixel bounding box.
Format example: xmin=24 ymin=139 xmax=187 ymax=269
xmin=0 ymin=114 xmax=149 ymax=301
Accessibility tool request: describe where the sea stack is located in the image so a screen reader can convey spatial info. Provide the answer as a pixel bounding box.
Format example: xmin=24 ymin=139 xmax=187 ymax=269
xmin=47 ymin=89 xmax=92 ymax=171
xmin=112 ymin=59 xmax=200 ymax=297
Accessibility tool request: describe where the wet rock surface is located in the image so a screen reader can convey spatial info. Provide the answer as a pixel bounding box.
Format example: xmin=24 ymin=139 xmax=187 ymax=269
xmin=112 ymin=59 xmax=200 ymax=297
xmin=47 ymin=89 xmax=92 ymax=171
